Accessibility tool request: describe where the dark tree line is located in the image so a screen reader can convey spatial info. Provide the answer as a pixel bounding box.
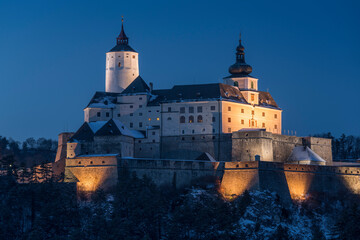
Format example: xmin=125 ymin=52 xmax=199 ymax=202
xmin=313 ymin=133 xmax=360 ymax=160
xmin=0 ymin=136 xmax=57 ymax=168
xmin=1 ymin=162 xmax=360 ymax=239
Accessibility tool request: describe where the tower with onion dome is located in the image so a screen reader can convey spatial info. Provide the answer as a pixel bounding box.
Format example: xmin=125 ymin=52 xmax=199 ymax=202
xmin=223 ymin=34 xmax=259 ymax=105
xmin=105 ymin=18 xmax=139 ymax=93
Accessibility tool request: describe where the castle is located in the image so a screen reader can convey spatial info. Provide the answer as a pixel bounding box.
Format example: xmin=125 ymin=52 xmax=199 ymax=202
xmin=55 ymin=20 xmax=360 ymax=201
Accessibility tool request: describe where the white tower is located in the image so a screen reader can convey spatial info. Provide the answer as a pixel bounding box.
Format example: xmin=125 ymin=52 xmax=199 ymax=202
xmin=105 ymin=19 xmax=139 ymax=93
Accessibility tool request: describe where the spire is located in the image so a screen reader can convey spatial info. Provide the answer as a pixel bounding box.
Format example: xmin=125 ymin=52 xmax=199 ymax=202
xmin=117 ymin=16 xmax=129 ymax=45
xmin=228 ymin=33 xmax=252 ymax=76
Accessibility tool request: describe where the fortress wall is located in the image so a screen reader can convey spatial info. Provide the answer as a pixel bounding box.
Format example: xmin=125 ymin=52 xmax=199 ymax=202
xmin=134 ymin=142 xmax=160 ymax=159
xmin=283 ymin=163 xmax=360 ymax=199
xmin=120 ymin=158 xmax=220 ymax=188
xmin=219 ymin=162 xmax=260 ymax=199
xmin=55 ymin=132 xmax=74 ymax=162
xmin=93 ymin=135 xmax=134 ymax=157
xmin=160 ymin=134 xmax=232 ymax=161
xmin=232 ymin=131 xmax=273 ymax=161
xmin=65 ymin=155 xmax=119 ymax=192
xmin=271 ymin=134 xmax=302 ymax=163
xmin=304 ymin=137 xmax=332 ymax=163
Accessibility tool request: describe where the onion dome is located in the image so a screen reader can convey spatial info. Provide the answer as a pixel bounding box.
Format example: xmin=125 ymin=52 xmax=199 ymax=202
xmin=228 ymin=34 xmax=252 ymax=76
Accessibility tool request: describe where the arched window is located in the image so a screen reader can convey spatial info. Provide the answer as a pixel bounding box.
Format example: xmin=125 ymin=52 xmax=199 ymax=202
xmin=180 ymin=116 xmax=185 ymax=123
xmin=251 ymin=81 xmax=254 ymax=89
xmin=118 ymin=62 xmax=121 ymax=67
xmin=189 ymin=116 xmax=194 ymax=123
xmin=197 ymin=115 xmax=203 ymax=123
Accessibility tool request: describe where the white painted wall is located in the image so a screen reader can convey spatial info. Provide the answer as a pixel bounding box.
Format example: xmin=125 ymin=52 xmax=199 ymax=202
xmin=105 ymin=51 xmax=139 ymax=93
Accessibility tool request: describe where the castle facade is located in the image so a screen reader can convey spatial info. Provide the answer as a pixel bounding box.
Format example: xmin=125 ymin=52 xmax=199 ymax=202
xmin=55 ymin=21 xmax=360 ymax=201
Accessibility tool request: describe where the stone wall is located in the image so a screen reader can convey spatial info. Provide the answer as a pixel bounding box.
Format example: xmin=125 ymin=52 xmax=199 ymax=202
xmin=232 ymin=131 xmax=332 ymax=164
xmin=119 ymin=158 xmax=221 ymax=189
xmin=64 ymin=154 xmax=360 ymax=202
xmin=65 ymin=155 xmax=119 ymax=192
xmin=160 ymin=134 xmax=232 ymax=161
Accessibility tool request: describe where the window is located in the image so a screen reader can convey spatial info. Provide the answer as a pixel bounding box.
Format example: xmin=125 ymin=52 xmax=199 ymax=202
xmin=228 ymin=106 xmax=231 ymax=111
xmin=241 ymin=109 xmax=244 ymax=113
xmin=262 ymin=123 xmax=265 ymax=128
xmin=118 ymin=62 xmax=121 ymax=67
xmin=212 ymin=129 xmax=215 ymax=133
xmin=139 ymin=122 xmax=143 ymax=127
xmin=90 ymin=161 xmax=93 ymax=164
xmin=189 ymin=116 xmax=194 ymax=123
xmin=274 ymin=125 xmax=278 ymax=129
xmin=251 ymin=81 xmax=254 ymax=89
xmin=189 ymin=107 xmax=194 ymax=113
xmin=228 ymin=117 xmax=231 ymax=123
xmin=262 ymin=112 xmax=265 ymax=117
xmin=78 ymin=161 xmax=81 ymax=164
xmin=130 ymin=113 xmax=133 ymax=116
xmin=167 ymin=117 xmax=172 ymax=120
xmin=168 ymin=107 xmax=171 ymax=112
xmin=274 ymin=114 xmax=278 ymax=119
xmin=197 ymin=115 xmax=203 ymax=123
xmin=152 ymin=131 xmax=155 ymax=135
xmin=139 ymin=113 xmax=143 ymax=116
xmin=130 ymin=122 xmax=133 ymax=128
xmin=102 ymin=161 xmax=105 ymax=164
xmin=212 ymin=117 xmax=216 ymax=122
xmin=106 ymin=112 xmax=110 ymax=117
xmin=241 ymin=119 xmax=244 ymax=124
xmin=97 ymin=112 xmax=101 ymax=117
xmin=139 ymin=105 xmax=143 ymax=108
xmin=180 ymin=107 xmax=185 ymax=113
xmin=152 ymin=140 xmax=155 ymax=143
xmin=130 ymin=105 xmax=133 ymax=108
xmin=211 ymin=106 xmax=215 ymax=111
xmin=139 ymin=97 xmax=142 ymax=100
xmin=228 ymin=128 xmax=231 ymax=133
xmin=156 ymin=117 xmax=160 ymax=121
xmin=117 ymin=113 xmax=121 ymax=117
xmin=197 ymin=106 xmax=202 ymax=113
xmin=252 ymin=121 xmax=255 ymax=127
xmin=180 ymin=116 xmax=185 ymax=123
xmin=252 ymin=110 xmax=255 ymax=115
xmin=192 ymin=130 xmax=195 ymax=134
xmin=182 ymin=130 xmax=185 ymax=134
xmin=251 ymin=94 xmax=255 ymax=101
xmin=148 ymin=118 xmax=151 ymax=121
xmin=132 ymin=55 xmax=135 ymax=59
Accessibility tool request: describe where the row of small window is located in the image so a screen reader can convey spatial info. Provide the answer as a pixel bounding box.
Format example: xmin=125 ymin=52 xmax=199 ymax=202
xmin=176 ymin=106 xmax=216 ymax=114
xmin=227 ymin=107 xmax=278 ymax=119
xmin=109 ymin=55 xmax=136 ymax=59
xmin=179 ymin=115 xmax=207 ymax=123
xmin=77 ymin=160 xmax=106 ymax=165
xmin=181 ymin=129 xmax=216 ymax=134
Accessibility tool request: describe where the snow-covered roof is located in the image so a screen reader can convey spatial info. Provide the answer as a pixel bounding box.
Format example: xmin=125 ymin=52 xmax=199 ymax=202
xmin=112 ymin=119 xmax=144 ymax=138
xmin=88 ymin=121 xmax=107 ymax=133
xmin=70 ymin=119 xmax=144 ymax=142
xmin=287 ymin=146 xmax=326 ymax=164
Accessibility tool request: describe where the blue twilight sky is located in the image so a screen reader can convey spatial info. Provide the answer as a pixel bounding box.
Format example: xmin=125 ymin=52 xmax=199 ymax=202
xmin=0 ymin=0 xmax=359 ymax=141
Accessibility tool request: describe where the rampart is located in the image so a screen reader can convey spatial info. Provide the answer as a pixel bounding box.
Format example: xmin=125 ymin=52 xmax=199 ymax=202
xmin=65 ymin=156 xmax=360 ymax=202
